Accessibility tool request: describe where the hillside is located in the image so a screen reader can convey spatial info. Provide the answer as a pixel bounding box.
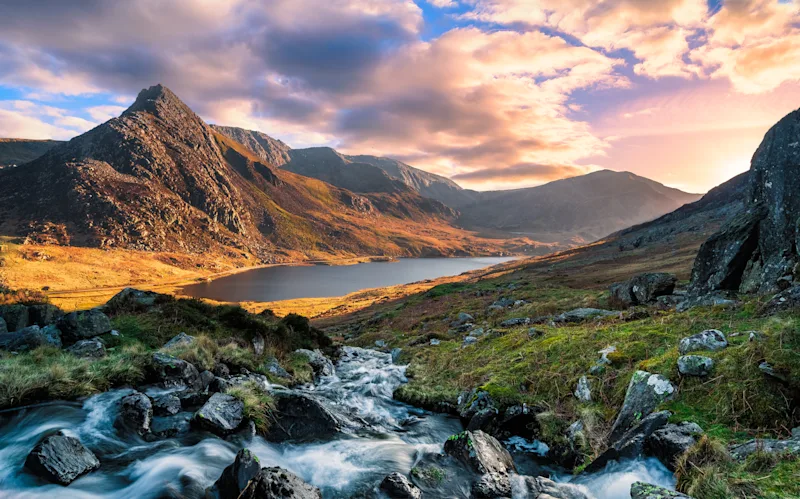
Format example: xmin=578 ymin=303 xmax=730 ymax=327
xmin=456 ymin=170 xmax=703 ymax=245
xmin=0 ymin=139 xmax=61 ymax=167
xmin=0 ymin=85 xmax=504 ymax=262
xmin=210 ymin=125 xmax=292 ymax=167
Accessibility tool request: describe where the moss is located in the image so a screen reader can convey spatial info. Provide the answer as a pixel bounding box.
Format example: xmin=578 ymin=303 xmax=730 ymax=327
xmin=411 ymin=465 xmax=446 ymax=485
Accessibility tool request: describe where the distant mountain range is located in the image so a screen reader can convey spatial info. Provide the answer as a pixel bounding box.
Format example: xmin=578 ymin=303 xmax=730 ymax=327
xmin=0 ymin=85 xmax=705 ymax=258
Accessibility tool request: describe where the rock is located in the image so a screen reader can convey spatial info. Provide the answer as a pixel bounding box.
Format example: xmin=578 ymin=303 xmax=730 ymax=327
xmin=213 ymin=363 xmax=231 ymax=377
xmin=209 ymin=448 xmax=261 ymax=499
xmin=646 ymin=422 xmax=704 ymax=471
xmin=631 ymin=482 xmax=693 ymax=499
xmin=0 ymin=317 xmax=5 ymax=334
xmin=489 ymin=298 xmax=515 ymax=309
xmin=609 ymin=371 xmax=676 ymax=442
xmin=104 ymin=287 xmax=160 ymax=313
xmin=163 ymin=332 xmax=195 ymax=349
xmin=678 ymin=329 xmax=727 ymax=354
xmin=153 ymin=394 xmax=182 ymax=416
xmin=149 ymin=413 xmax=192 ymax=440
xmin=66 ymin=338 xmax=106 ymax=358
xmin=451 ymin=312 xmax=475 ymax=327
xmin=209 ymin=376 xmax=233 ymax=393
xmin=115 ymin=391 xmax=153 ymax=436
xmin=609 ymin=281 xmax=637 ymax=308
xmin=511 ymin=476 xmax=591 ymax=499
xmin=677 ymin=355 xmax=714 ymax=376
xmin=294 ymin=349 xmax=334 ymax=379
xmin=0 ymin=324 xmax=62 ymax=351
xmin=676 ymin=293 xmax=738 ymax=312
xmin=574 ymin=376 xmax=592 ymax=402
xmin=0 ymin=304 xmax=29 ymax=332
xmin=25 ymin=433 xmax=100 ymax=485
xmin=513 ymin=300 xmax=527 ymax=307
xmin=759 ymin=361 xmax=789 ymax=382
xmin=375 ymin=339 xmax=387 ymax=348
xmin=499 ymin=317 xmax=530 ymax=327
xmin=444 ymin=430 xmax=516 ymax=498
xmin=151 ymin=352 xmax=204 ymax=391
xmin=463 ymin=336 xmax=478 ymax=347
xmin=555 ymin=308 xmax=617 ymax=323
xmin=467 ymin=408 xmax=499 ymax=432
xmin=391 ymin=348 xmax=402 ymax=364
xmin=586 ymin=411 xmax=671 ymax=472
xmin=238 ymin=467 xmax=322 ymax=499
xmin=380 ymin=472 xmax=422 ymax=499
xmin=193 ymin=393 xmax=244 ymax=435
xmin=655 ymin=295 xmax=682 ymax=310
xmin=761 ymin=285 xmax=800 ymax=315
xmin=458 ymin=390 xmax=495 ymax=421
xmin=730 ymin=428 xmax=800 ymax=460
xmin=57 ymin=309 xmax=112 ymax=343
xmin=263 ymin=357 xmax=290 ymax=379
xmin=429 ymin=338 xmax=440 ymax=345
xmin=27 ymin=304 xmax=63 ymax=326
xmin=610 ymin=273 xmax=677 ymax=307
xmin=527 ymin=328 xmax=543 ymax=337
xmin=176 ymin=389 xmax=211 ymax=410
xmin=266 ymin=392 xmax=348 ymax=442
xmin=252 ymin=334 xmax=265 ymax=355
xmin=198 ymin=370 xmax=214 ymax=390
xmin=690 ymin=109 xmax=800 ymax=295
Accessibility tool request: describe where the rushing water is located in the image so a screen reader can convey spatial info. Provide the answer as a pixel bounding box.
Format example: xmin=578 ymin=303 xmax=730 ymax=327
xmin=179 ymin=257 xmax=517 ymax=303
xmin=0 ymin=347 xmax=675 ymax=498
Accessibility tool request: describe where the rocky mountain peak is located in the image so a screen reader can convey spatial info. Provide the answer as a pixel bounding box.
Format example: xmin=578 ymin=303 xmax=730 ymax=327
xmin=124 ymin=84 xmax=191 ymax=118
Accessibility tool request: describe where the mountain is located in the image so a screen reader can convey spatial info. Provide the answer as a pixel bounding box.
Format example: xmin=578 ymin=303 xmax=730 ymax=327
xmin=0 ymin=139 xmax=62 ymax=168
xmin=455 ymin=170 xmax=703 ymax=244
xmin=0 ymin=85 xmax=499 ymax=261
xmin=212 ymin=126 xmax=477 ymax=206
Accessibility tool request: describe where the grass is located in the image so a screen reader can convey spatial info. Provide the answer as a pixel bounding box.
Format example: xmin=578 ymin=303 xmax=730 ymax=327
xmin=226 ymin=381 xmax=274 ymax=434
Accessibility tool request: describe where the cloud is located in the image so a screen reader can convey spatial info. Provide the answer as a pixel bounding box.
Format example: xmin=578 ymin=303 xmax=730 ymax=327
xmin=0 ymin=101 xmax=88 ymax=139
xmin=427 ymin=0 xmax=458 ymax=7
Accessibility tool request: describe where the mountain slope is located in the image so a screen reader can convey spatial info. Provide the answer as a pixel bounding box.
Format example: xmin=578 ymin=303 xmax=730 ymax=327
xmin=456 ymin=170 xmax=702 ymax=244
xmin=210 ymin=125 xmax=292 ymax=167
xmin=0 ymin=85 xmax=498 ymax=261
xmin=0 ymin=139 xmax=62 ymax=167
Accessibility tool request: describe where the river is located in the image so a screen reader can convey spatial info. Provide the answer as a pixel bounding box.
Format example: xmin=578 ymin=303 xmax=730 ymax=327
xmin=179 ymin=257 xmax=517 ymax=303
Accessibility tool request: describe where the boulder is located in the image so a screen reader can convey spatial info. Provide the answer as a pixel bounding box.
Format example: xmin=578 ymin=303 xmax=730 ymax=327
xmin=609 ymin=371 xmax=676 ymax=442
xmin=761 ymin=285 xmax=800 ymax=315
xmin=451 ymin=312 xmax=475 ymax=327
xmin=104 ymin=287 xmax=160 ymax=313
xmin=676 ymin=293 xmax=738 ymax=312
xmin=512 ymin=476 xmax=591 ymax=499
xmin=151 ymin=352 xmax=204 ymax=391
xmin=25 ymin=433 xmax=100 ymax=485
xmin=193 ymin=393 xmax=244 ymax=436
xmin=28 ymin=304 xmax=63 ymax=326
xmin=463 ymin=335 xmax=478 ymax=347
xmin=252 ymin=334 xmax=265 ymax=356
xmin=489 ymin=297 xmax=515 ymax=309
xmin=209 ymin=376 xmax=233 ymax=393
xmin=609 ymin=281 xmax=637 ymax=308
xmin=555 ymin=308 xmax=617 ymax=323
xmin=0 ymin=324 xmax=62 ymax=351
xmin=57 ymin=309 xmax=112 ymax=343
xmin=265 ymin=392 xmax=345 ymax=442
xmin=444 ymin=430 xmax=516 ymax=498
xmin=200 ymin=370 xmax=215 ymax=390
xmin=209 ymin=448 xmax=261 ymax=499
xmin=391 ymin=348 xmax=402 ymax=364
xmin=238 ymin=467 xmax=322 ymax=499
xmin=458 ymin=390 xmax=495 ymax=421
xmin=729 ymin=427 xmax=800 ymax=460
xmin=176 ymin=389 xmax=211 ymax=410
xmin=473 ymin=472 xmax=512 ymax=498
xmin=149 ymin=413 xmax=192 ymax=440
xmin=66 ymin=338 xmax=106 ymax=358
xmin=380 ymin=472 xmax=422 ymax=499
xmin=499 ymin=317 xmax=530 ymax=327
xmin=610 ymin=273 xmax=677 ymax=307
xmin=586 ymin=411 xmax=671 ymax=472
xmin=214 ymin=363 xmax=231 ymax=377
xmin=679 ymin=330 xmax=727 ymax=354
xmin=677 ymin=355 xmax=714 ymax=376
xmin=646 ymin=422 xmax=704 ymax=470
xmin=163 ymin=332 xmax=195 ymax=349
xmin=153 ymin=394 xmax=182 ymax=416
xmin=574 ymin=376 xmax=592 ymax=402
xmin=265 ymin=357 xmax=291 ymax=379
xmin=631 ymin=482 xmax=693 ymax=499
xmin=114 ymin=391 xmax=153 ymax=436
xmin=294 ymin=349 xmax=335 ymax=379
xmin=0 ymin=304 xmax=29 ymax=332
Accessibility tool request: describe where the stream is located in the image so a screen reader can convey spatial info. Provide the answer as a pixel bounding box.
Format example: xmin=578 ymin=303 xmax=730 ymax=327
xmin=0 ymin=347 xmax=675 ymax=498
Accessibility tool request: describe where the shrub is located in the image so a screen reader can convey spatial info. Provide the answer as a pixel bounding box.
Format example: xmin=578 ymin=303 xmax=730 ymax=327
xmin=226 ymin=381 xmax=274 ymax=434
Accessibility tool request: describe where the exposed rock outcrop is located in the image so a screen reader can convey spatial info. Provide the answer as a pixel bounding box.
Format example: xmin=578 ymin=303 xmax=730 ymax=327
xmin=512 ymin=476 xmax=591 ymax=499
xmin=0 ymin=324 xmax=61 ymax=351
xmin=678 ymin=330 xmax=727 ymax=354
xmin=208 ymin=448 xmax=262 ymax=499
xmin=193 ymin=393 xmax=244 ymax=436
xmin=57 ymin=309 xmax=112 ymax=343
xmin=25 ymin=433 xmax=100 ymax=485
xmin=66 ymin=338 xmax=106 ymax=358
xmin=610 ymin=273 xmax=677 ymax=307
xmin=586 ymin=411 xmax=671 ymax=472
xmin=444 ymin=430 xmax=516 ymax=498
xmin=151 ymin=352 xmax=203 ymax=391
xmin=380 ymin=472 xmax=422 ymax=499
xmin=265 ymin=392 xmax=347 ymax=442
xmin=294 ymin=349 xmax=335 ymax=379
xmin=677 ymin=355 xmax=714 ymax=377
xmin=609 ymin=371 xmax=676 ymax=441
xmin=646 ymin=422 xmax=704 ymax=470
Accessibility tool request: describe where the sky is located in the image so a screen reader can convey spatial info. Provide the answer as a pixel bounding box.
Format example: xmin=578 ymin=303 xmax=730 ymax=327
xmin=0 ymin=1 xmax=799 ymax=193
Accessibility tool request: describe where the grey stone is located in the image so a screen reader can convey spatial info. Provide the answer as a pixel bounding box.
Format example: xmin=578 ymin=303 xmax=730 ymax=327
xmin=391 ymin=348 xmax=402 ymax=364
xmin=148 ymin=413 xmax=192 ymax=440
xmin=729 ymin=428 xmax=800 ymax=460
xmin=574 ymin=376 xmax=592 ymax=402
xmin=586 ymin=411 xmax=671 ymax=472
xmin=458 ymin=390 xmax=495 ymax=421
xmin=252 ymin=334 xmax=265 ymax=355
xmin=153 ymin=394 xmax=182 ymax=416
xmin=430 ymin=339 xmax=440 ymax=345
xmin=193 ymin=393 xmax=244 ymax=436
xmin=27 ymin=304 xmax=63 ymax=326
xmin=0 ymin=324 xmax=62 ymax=352
xmin=609 ymin=371 xmax=676 ymax=442
xmin=66 ymin=338 xmax=106 ymax=358
xmin=265 ymin=392 xmax=347 ymax=442
xmin=677 ymin=355 xmax=714 ymax=376
xmin=451 ymin=312 xmax=475 ymax=327
xmin=208 ymin=448 xmax=261 ymax=499
xmin=499 ymin=317 xmax=530 ymax=327
xmin=104 ymin=288 xmax=159 ymax=313
xmin=444 ymin=430 xmax=516 ymax=497
xmin=294 ymin=348 xmax=334 ymax=379
xmin=759 ymin=361 xmax=789 ymax=382
xmin=238 ymin=467 xmax=322 ymax=499
xmin=647 ymin=422 xmax=704 ymax=471
xmin=512 ymin=476 xmax=591 ymax=499
xmin=57 ymin=309 xmax=112 ymax=343
xmin=555 ymin=308 xmax=618 ymax=323
xmin=0 ymin=304 xmax=29 ymax=332
xmin=265 ymin=357 xmax=290 ymax=379
xmin=611 ymin=273 xmax=677 ymax=307
xmin=25 ymin=433 xmax=100 ymax=485
xmin=374 ymin=339 xmax=387 ymax=348
xmin=489 ymin=298 xmax=515 ymax=309
xmin=463 ymin=335 xmax=478 ymax=347
xmin=631 ymin=482 xmax=693 ymax=499
xmin=151 ymin=352 xmax=203 ymax=391
xmin=114 ymin=391 xmax=153 ymax=436
xmin=380 ymin=472 xmax=422 ymax=499
xmin=679 ymin=329 xmax=727 ymax=354
xmin=163 ymin=332 xmax=195 ymax=349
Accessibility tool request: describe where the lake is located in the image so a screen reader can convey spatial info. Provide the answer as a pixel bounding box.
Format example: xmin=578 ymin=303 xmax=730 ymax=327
xmin=179 ymin=257 xmax=517 ymax=303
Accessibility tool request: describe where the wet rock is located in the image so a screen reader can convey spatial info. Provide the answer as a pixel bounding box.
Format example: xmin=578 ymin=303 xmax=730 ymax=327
xmin=467 ymin=408 xmax=499 ymax=432
xmin=512 ymin=476 xmax=591 ymax=499
xmin=153 ymin=394 xmax=182 ymax=416
xmin=451 ymin=312 xmax=475 ymax=327
xmin=499 ymin=317 xmax=530 ymax=327
xmin=458 ymin=390 xmax=495 ymax=421
xmin=199 ymin=370 xmax=215 ymax=390
xmin=730 ymin=427 xmax=800 ymax=460
xmin=252 ymin=334 xmax=265 ymax=355
xmin=104 ymin=288 xmax=160 ymax=313
xmin=25 ymin=433 xmax=100 ymax=485
xmin=57 ymin=309 xmax=112 ymax=343
xmin=294 ymin=348 xmax=334 ymax=379
xmin=115 ymin=391 xmax=153 ymax=436
xmin=176 ymin=389 xmax=211 ymax=410
xmin=609 ymin=371 xmax=676 ymax=441
xmin=679 ymin=329 xmax=727 ymax=354
xmin=163 ymin=332 xmax=195 ymax=349
xmin=380 ymin=472 xmax=422 ymax=499
xmin=391 ymin=348 xmax=402 ymax=364
xmin=263 ymin=357 xmax=290 ymax=379
xmin=444 ymin=430 xmax=516 ymax=498
xmin=473 ymin=472 xmax=512 ymax=498
xmin=238 ymin=467 xmax=322 ymax=499
xmin=574 ymin=376 xmax=592 ymax=402
xmin=0 ymin=324 xmax=62 ymax=351
xmin=265 ymin=392 xmax=345 ymax=442
xmin=677 ymin=355 xmax=714 ymax=376
xmin=28 ymin=304 xmax=63 ymax=326
xmin=66 ymin=338 xmax=106 ymax=358
xmin=555 ymin=308 xmax=617 ymax=323
xmin=209 ymin=377 xmax=233 ymax=393
xmin=375 ymin=339 xmax=387 ymax=348
xmin=631 ymin=482 xmax=693 ymax=499
xmin=610 ymin=273 xmax=677 ymax=307
xmin=609 ymin=281 xmax=636 ymax=308
xmin=151 ymin=352 xmax=204 ymax=391
xmin=0 ymin=304 xmax=29 ymax=332
xmin=209 ymin=448 xmax=261 ymax=499
xmin=193 ymin=393 xmax=244 ymax=436
xmin=586 ymin=411 xmax=671 ymax=472
xmin=646 ymin=422 xmax=704 ymax=471
xmin=149 ymin=413 xmax=192 ymax=440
